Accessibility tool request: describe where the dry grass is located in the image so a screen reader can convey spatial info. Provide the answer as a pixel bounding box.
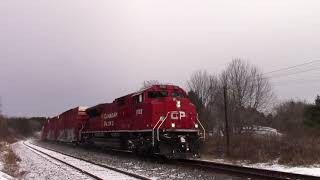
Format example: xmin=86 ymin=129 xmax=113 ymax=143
xmin=202 ymin=133 xmax=320 ymax=165
xmin=203 ymin=133 xmax=281 ymax=163
xmin=279 ymin=135 xmax=320 ymax=165
xmin=0 ymin=143 xmax=20 ymax=177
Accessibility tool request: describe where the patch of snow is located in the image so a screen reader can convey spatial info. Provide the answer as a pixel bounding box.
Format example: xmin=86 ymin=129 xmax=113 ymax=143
xmin=24 ymin=141 xmax=138 ymax=180
xmin=34 ymin=140 xmax=236 ymax=180
xmin=201 ymin=157 xmax=320 ymax=177
xmin=253 ymin=126 xmax=282 ymax=136
xmin=245 ymin=162 xmax=320 ymax=177
xmin=12 ymin=142 xmax=94 ymax=180
xmin=0 ymin=171 xmax=13 ymax=180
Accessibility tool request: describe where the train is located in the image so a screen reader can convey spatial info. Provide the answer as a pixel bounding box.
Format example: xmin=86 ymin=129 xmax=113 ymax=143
xmin=41 ymin=84 xmax=205 ymax=158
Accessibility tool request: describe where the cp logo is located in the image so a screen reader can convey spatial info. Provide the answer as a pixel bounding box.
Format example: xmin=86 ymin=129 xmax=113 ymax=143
xmin=171 ymin=111 xmax=186 ymax=120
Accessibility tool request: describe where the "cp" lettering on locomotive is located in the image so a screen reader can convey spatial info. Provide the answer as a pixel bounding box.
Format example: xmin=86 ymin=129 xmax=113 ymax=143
xmin=170 ymin=111 xmax=186 ymax=120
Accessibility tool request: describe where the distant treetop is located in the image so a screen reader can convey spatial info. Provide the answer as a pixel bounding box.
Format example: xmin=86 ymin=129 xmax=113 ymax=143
xmin=316 ymin=95 xmax=320 ymax=106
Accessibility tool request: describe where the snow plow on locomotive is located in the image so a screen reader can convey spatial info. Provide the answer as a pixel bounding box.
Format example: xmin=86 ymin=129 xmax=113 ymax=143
xmin=42 ymin=85 xmax=205 ymax=159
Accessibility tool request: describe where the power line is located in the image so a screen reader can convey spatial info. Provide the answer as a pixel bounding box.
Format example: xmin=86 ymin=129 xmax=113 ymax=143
xmin=243 ymin=60 xmax=320 ymax=82
xmin=262 ymin=59 xmax=320 ymax=75
xmin=264 ymin=66 xmax=320 ymax=79
xmin=272 ymin=77 xmax=320 ymax=87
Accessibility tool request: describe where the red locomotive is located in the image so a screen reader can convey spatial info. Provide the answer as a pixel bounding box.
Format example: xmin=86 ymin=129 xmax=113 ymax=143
xmin=42 ymin=85 xmax=205 ymax=158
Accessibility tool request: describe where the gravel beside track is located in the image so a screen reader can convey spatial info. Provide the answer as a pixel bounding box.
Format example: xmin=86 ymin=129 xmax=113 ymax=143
xmin=23 ymin=141 xmax=144 ymax=180
xmin=33 ymin=140 xmax=320 ymax=180
xmin=175 ymin=159 xmax=320 ymax=180
xmin=34 ymin=140 xmax=244 ymax=180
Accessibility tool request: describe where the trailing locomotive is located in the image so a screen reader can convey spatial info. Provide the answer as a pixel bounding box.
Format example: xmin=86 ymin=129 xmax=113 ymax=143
xmin=42 ymin=85 xmax=205 ymax=158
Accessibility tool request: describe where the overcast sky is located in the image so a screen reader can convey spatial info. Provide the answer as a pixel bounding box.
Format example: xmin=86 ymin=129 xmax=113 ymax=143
xmin=1 ymin=0 xmax=320 ymax=117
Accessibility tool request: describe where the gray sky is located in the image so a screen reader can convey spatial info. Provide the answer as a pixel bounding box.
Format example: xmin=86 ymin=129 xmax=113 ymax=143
xmin=1 ymin=0 xmax=320 ymax=117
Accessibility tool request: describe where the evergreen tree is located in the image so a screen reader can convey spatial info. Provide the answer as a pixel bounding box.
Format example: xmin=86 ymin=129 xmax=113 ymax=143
xmin=304 ymin=95 xmax=320 ymax=128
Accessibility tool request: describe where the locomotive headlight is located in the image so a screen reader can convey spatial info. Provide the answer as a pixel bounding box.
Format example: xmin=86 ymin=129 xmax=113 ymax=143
xmin=176 ymin=101 xmax=181 ymax=108
xmin=180 ymin=136 xmax=186 ymax=143
xmin=171 ymin=123 xmax=176 ymax=128
xmin=195 ymin=124 xmax=199 ymax=128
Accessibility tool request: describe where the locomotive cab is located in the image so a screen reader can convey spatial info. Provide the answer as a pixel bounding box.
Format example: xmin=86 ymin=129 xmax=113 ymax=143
xmin=142 ymin=85 xmax=205 ymax=158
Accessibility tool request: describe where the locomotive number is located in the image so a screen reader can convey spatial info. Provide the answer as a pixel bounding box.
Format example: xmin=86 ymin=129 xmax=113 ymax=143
xmin=136 ymin=109 xmax=143 ymax=115
xmin=171 ymin=111 xmax=186 ymax=120
xmin=103 ymin=121 xmax=114 ymax=127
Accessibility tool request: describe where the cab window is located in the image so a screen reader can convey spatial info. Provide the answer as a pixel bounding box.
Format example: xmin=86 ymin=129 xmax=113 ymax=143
xmin=133 ymin=94 xmax=144 ymax=103
xmin=116 ymin=98 xmax=125 ymax=106
xmin=172 ymin=91 xmax=186 ymax=98
xmin=148 ymin=91 xmax=168 ymax=98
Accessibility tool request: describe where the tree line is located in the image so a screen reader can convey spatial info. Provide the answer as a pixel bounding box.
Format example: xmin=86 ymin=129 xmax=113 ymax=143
xmin=0 ymin=115 xmax=46 ymax=139
xmin=187 ymin=59 xmax=275 ymax=135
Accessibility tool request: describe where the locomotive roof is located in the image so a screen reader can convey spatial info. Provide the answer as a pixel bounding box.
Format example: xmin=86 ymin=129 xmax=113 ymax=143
xmin=131 ymin=84 xmax=182 ymax=97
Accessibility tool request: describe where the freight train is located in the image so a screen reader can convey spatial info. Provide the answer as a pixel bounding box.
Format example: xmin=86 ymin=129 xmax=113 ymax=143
xmin=41 ymin=85 xmax=205 ymax=158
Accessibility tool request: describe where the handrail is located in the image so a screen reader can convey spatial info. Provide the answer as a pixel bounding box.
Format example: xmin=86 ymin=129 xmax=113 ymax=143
xmin=152 ymin=117 xmax=162 ymax=146
xmin=78 ymin=123 xmax=85 ymax=142
xmin=156 ymin=111 xmax=171 ymax=141
xmin=152 ymin=111 xmax=205 ymax=146
xmin=196 ymin=117 xmax=206 ymax=140
xmin=152 ymin=111 xmax=170 ymax=146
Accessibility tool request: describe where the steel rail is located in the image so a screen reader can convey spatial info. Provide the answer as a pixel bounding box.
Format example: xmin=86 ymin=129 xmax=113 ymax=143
xmin=176 ymin=159 xmax=319 ymax=180
xmin=24 ymin=141 xmax=150 ymax=180
xmin=34 ymin=141 xmax=319 ymax=180
xmin=23 ymin=141 xmax=103 ymax=180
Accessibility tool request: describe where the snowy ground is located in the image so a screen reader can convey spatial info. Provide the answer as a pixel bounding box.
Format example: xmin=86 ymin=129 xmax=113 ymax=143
xmin=12 ymin=142 xmax=95 ymax=180
xmin=200 ymin=157 xmax=320 ymax=177
xmin=245 ymin=161 xmax=320 ymax=177
xmin=0 ymin=171 xmax=13 ymax=180
xmin=23 ymin=141 xmax=138 ymax=180
xmin=0 ymin=142 xmax=14 ymax=180
xmin=34 ymin=140 xmax=244 ymax=180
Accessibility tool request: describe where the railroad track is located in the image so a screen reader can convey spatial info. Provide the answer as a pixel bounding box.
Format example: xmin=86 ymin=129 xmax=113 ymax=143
xmin=23 ymin=141 xmax=150 ymax=180
xmin=34 ymin=141 xmax=320 ymax=180
xmin=175 ymin=159 xmax=319 ymax=180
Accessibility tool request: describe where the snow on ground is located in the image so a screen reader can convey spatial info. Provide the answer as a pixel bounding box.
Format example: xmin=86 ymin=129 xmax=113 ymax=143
xmin=34 ymin=140 xmax=243 ymax=180
xmin=0 ymin=171 xmax=13 ymax=180
xmin=252 ymin=126 xmax=282 ymax=136
xmin=0 ymin=142 xmax=12 ymax=180
xmin=12 ymin=141 xmax=94 ymax=180
xmin=245 ymin=162 xmax=320 ymax=177
xmin=200 ymin=157 xmax=320 ymax=177
xmin=24 ymin=141 xmax=138 ymax=180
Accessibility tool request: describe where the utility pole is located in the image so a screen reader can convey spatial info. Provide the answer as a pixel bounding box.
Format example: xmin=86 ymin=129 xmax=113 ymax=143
xmin=223 ymin=86 xmax=230 ymax=156
xmin=0 ymin=96 xmax=2 ymax=116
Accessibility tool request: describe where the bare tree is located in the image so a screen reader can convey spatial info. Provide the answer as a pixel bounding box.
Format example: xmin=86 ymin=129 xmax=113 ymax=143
xmin=316 ymin=95 xmax=320 ymax=106
xmin=0 ymin=96 xmax=2 ymax=117
xmin=187 ymin=70 xmax=220 ymax=130
xmin=221 ymin=59 xmax=275 ymax=133
xmin=272 ymin=100 xmax=307 ymax=134
xmin=0 ymin=97 xmax=7 ymax=138
xmin=222 ymin=59 xmax=274 ymax=112
xmin=187 ymin=70 xmax=219 ymax=106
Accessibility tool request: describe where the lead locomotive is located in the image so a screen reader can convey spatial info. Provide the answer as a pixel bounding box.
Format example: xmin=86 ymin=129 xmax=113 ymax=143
xmin=42 ymin=85 xmax=205 ymax=158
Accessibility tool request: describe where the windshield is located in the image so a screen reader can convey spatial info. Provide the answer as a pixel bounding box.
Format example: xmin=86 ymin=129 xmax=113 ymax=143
xmin=148 ymin=90 xmax=187 ymax=98
xmin=172 ymin=91 xmax=186 ymax=98
xmin=148 ymin=91 xmax=168 ymax=98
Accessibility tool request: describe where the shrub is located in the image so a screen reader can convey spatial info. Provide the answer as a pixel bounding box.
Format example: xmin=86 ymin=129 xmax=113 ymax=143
xmin=279 ymin=135 xmax=320 ymax=165
xmin=203 ymin=133 xmax=281 ymax=163
xmin=2 ymin=146 xmax=21 ymax=177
